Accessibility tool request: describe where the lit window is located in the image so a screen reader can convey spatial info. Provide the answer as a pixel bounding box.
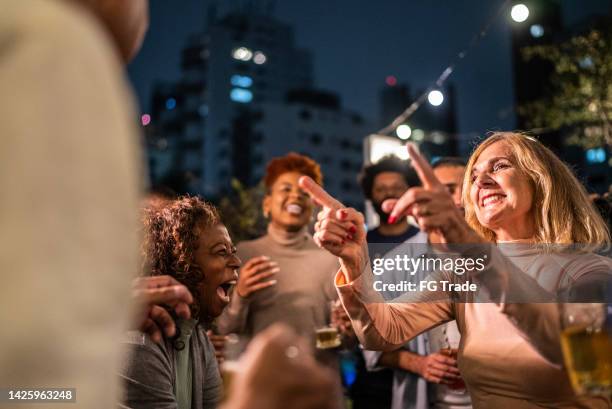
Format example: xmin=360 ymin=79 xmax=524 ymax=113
xmin=232 ymin=47 xmax=253 ymax=61
xmin=165 ymin=98 xmax=177 ymax=110
xmin=253 ymin=51 xmax=267 ymax=64
xmin=198 ymin=104 xmax=209 ymax=116
xmin=230 ymin=74 xmax=253 ymax=88
xmin=230 ymin=88 xmax=253 ymax=103
xmin=141 ymin=114 xmax=151 ymax=126
xmin=530 ymin=24 xmax=544 ymax=38
xmin=586 ymin=148 xmax=606 ymax=164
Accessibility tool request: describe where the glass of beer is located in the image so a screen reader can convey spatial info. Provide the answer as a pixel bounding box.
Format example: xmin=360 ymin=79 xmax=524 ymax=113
xmin=315 ymin=326 xmax=341 ymax=349
xmin=560 ymin=302 xmax=611 ymax=396
xmin=220 ymin=333 xmax=246 ymax=401
xmin=315 ymin=301 xmax=343 ymax=350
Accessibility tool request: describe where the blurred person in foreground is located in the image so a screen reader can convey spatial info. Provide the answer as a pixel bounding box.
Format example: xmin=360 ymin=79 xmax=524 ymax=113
xmin=121 ymin=196 xmax=240 ymax=408
xmin=301 ymin=132 xmax=611 ymax=409
xmin=0 ymin=2 xmax=338 ymax=408
xmin=0 ymin=0 xmax=147 ymax=407
xmin=218 ymin=153 xmax=353 ymax=362
xmin=221 ymin=324 xmax=341 ymax=409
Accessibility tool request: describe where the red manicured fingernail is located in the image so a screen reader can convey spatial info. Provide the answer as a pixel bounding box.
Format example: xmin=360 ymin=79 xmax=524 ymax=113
xmin=339 ymin=209 xmax=348 ymax=219
xmin=387 ymin=215 xmax=397 ymax=224
xmin=349 ymin=225 xmax=356 ymax=234
xmin=346 ymin=234 xmax=353 ymax=240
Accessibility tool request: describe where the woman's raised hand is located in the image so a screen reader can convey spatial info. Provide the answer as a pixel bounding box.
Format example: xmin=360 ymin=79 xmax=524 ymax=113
xmin=235 ymin=256 xmax=279 ymax=298
xmin=298 ymin=176 xmax=367 ymax=281
xmin=385 ymin=144 xmax=480 ymax=244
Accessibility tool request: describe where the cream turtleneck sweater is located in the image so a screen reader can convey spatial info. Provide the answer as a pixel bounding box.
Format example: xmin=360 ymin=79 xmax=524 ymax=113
xmin=217 ymin=224 xmax=340 ymax=341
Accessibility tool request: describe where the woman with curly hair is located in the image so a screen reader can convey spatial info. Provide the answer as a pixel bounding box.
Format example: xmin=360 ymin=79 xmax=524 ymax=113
xmin=217 ymin=153 xmax=348 ymax=364
xmin=120 ymin=196 xmax=241 ymax=409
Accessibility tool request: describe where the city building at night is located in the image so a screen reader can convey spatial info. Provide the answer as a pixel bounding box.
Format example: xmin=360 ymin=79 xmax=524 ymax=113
xmin=256 ymin=89 xmax=369 ymax=209
xmin=146 ymin=2 xmax=369 ymax=205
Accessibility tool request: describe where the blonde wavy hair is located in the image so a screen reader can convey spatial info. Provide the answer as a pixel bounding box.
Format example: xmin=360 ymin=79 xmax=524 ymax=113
xmin=463 ymin=132 xmax=610 ymax=244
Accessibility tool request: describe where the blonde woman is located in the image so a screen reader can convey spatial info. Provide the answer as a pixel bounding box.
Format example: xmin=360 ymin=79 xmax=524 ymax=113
xmin=300 ymin=133 xmax=611 ymax=409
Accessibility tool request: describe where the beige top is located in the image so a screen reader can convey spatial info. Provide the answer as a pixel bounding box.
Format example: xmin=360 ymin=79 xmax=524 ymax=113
xmin=217 ymin=224 xmax=344 ymax=382
xmin=0 ymin=1 xmax=142 ymax=408
xmin=218 ymin=224 xmax=339 ymax=340
xmin=336 ymin=245 xmax=612 ymax=409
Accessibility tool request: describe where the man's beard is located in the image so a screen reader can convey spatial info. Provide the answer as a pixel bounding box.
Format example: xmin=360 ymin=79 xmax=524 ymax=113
xmin=372 ymin=198 xmax=395 ymax=224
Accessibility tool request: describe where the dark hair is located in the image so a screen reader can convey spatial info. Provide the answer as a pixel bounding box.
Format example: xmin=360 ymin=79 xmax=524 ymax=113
xmin=358 ymin=155 xmax=420 ymax=200
xmin=431 ymin=157 xmax=467 ymax=169
xmin=142 ymin=196 xmax=220 ymax=321
xmin=264 ymin=152 xmax=323 ymax=190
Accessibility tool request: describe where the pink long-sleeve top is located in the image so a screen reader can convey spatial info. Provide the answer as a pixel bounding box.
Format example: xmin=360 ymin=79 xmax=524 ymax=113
xmin=336 ymin=244 xmax=612 ymax=409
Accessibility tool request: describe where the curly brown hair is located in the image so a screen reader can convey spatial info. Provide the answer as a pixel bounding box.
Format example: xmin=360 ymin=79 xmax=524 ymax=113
xmin=263 ymin=152 xmax=323 ymax=190
xmin=142 ymin=196 xmax=221 ymax=320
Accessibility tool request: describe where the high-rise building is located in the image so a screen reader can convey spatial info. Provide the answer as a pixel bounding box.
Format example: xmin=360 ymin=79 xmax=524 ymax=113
xmin=257 ymin=89 xmax=369 ymax=209
xmin=146 ymin=4 xmax=370 ymax=206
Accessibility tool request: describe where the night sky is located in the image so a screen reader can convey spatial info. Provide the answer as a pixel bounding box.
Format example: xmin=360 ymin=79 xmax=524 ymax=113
xmin=128 ymin=0 xmax=612 ymax=136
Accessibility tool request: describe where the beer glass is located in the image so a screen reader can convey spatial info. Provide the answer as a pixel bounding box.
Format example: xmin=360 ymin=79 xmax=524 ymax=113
xmin=439 ymin=324 xmax=466 ymax=394
xmin=560 ymin=302 xmax=611 ymax=396
xmin=315 ymin=302 xmax=342 ymax=350
xmin=315 ymin=326 xmax=341 ymax=349
xmin=220 ymin=333 xmax=246 ymax=401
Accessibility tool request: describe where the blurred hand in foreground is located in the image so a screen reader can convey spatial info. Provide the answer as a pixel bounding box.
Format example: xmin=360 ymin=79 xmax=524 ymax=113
xmin=222 ymin=324 xmax=341 ymax=409
xmin=132 ymin=275 xmax=193 ymax=342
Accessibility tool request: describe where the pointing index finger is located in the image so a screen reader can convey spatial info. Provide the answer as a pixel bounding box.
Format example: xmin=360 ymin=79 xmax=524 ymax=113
xmin=298 ymin=176 xmax=344 ymax=210
xmin=407 ymin=143 xmax=443 ymax=190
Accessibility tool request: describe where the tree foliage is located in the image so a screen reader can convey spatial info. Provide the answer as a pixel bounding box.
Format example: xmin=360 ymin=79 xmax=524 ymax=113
xmin=519 ymin=28 xmax=612 ymax=148
xmin=217 ymin=179 xmax=267 ymax=242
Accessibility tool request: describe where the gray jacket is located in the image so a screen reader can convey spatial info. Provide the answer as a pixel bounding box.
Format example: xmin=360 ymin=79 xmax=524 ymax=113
xmin=119 ymin=327 xmax=222 ymax=409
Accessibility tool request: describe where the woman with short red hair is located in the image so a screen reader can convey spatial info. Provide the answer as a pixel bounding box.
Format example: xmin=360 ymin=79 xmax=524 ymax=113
xmin=218 ymin=153 xmax=347 ymax=367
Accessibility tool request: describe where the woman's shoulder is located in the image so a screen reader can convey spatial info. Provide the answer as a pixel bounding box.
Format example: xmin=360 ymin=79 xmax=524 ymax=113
xmin=562 ymin=250 xmax=612 ymax=280
xmin=119 ymin=331 xmax=174 ymax=376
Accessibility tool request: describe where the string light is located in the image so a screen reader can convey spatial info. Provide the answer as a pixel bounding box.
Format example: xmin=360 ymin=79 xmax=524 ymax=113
xmin=377 ymin=0 xmax=513 ymax=136
xmin=511 ymin=4 xmax=529 ymax=23
xmin=428 ymin=90 xmax=444 ymax=106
